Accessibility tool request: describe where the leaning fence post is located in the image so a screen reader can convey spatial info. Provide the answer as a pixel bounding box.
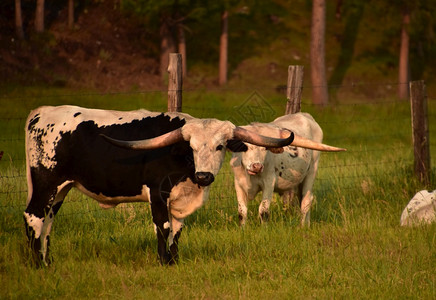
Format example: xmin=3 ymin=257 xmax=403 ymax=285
xmin=410 ymin=80 xmax=431 ymax=185
xmin=168 ymin=53 xmax=182 ymax=112
xmin=285 ymin=65 xmax=304 ymax=114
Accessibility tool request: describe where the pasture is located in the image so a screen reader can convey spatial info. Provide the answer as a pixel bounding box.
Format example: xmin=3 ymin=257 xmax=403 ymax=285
xmin=0 ymin=87 xmax=435 ymax=299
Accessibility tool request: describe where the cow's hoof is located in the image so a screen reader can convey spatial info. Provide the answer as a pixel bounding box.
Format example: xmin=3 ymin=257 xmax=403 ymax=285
xmin=167 ymin=256 xmax=178 ymax=265
xmin=260 ymin=212 xmax=270 ymax=223
xmin=159 ymin=253 xmax=178 ymax=266
xmin=238 ymin=214 xmax=247 ymax=227
xmin=31 ymin=254 xmax=51 ymax=268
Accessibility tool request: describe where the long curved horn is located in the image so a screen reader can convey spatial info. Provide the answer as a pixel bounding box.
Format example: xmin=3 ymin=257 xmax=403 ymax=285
xmin=100 ymin=128 xmax=184 ymax=150
xmin=233 ymin=127 xmax=294 ymax=147
xmin=291 ymin=134 xmax=346 ymax=152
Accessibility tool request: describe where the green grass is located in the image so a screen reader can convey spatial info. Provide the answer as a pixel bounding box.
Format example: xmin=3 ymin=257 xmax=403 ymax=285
xmin=0 ymin=87 xmax=435 ymax=299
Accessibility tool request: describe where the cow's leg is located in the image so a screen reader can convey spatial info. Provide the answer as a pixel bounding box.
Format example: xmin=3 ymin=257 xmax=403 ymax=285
xmin=282 ymin=190 xmax=293 ymax=211
xmin=24 ymin=180 xmax=72 ymax=267
xmin=150 ymin=192 xmax=172 ymax=265
xmin=299 ymin=160 xmax=319 ymax=226
xmin=235 ymin=182 xmax=249 ymax=226
xmin=168 ymin=216 xmax=184 ymax=264
xmin=231 ymin=157 xmax=251 ymax=226
xmin=258 ymin=186 xmax=274 ymax=223
xmin=282 ymin=188 xmax=301 ymax=211
xmin=300 ymin=190 xmax=313 ymax=226
xmin=282 ymin=185 xmax=303 ymax=219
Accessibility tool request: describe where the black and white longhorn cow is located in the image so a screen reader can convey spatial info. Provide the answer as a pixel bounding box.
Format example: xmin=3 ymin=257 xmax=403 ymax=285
xmin=24 ymin=105 xmax=298 ymax=266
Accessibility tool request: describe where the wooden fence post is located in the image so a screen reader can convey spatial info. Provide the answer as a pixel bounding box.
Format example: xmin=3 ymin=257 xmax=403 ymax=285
xmin=167 ymin=53 xmax=182 ymax=112
xmin=410 ymin=80 xmax=431 ymax=185
xmin=285 ymin=65 xmax=304 ymax=114
xmin=283 ymin=65 xmax=304 ymax=217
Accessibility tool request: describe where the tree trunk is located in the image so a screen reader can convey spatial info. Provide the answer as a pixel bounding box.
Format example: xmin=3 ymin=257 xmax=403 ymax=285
xmin=160 ymin=16 xmax=176 ymax=82
xmin=35 ymin=0 xmax=45 ymax=33
xmin=15 ymin=0 xmax=24 ymax=39
xmin=398 ymin=7 xmax=410 ymax=99
xmin=219 ymin=10 xmax=228 ymax=86
xmin=310 ymin=0 xmax=328 ymax=106
xmin=68 ymin=0 xmax=74 ymax=29
xmin=177 ymin=22 xmax=187 ymax=77
xmin=335 ymin=0 xmax=343 ymax=20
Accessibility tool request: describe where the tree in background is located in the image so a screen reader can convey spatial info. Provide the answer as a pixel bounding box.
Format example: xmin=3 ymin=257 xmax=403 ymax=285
xmin=14 ymin=0 xmax=24 ymax=39
xmin=219 ymin=10 xmax=228 ymax=86
xmin=397 ymin=0 xmax=436 ymax=99
xmin=310 ymin=0 xmax=328 ymax=106
xmin=68 ymin=0 xmax=74 ymax=29
xmin=159 ymin=10 xmax=177 ymax=81
xmin=15 ymin=0 xmax=75 ymax=38
xmin=122 ymin=1 xmax=175 ymax=81
xmin=370 ymin=0 xmax=436 ymax=99
xmin=215 ymin=0 xmax=283 ymax=86
xmin=6 ymin=0 xmax=435 ymax=93
xmin=409 ymin=0 xmax=436 ymax=81
xmin=176 ymin=13 xmax=187 ymax=77
xmin=398 ymin=4 xmax=410 ymax=99
xmin=35 ymin=0 xmax=45 ymax=33
xmin=121 ymin=0 xmax=284 ymax=86
xmin=122 ymin=0 xmax=206 ymax=82
xmin=328 ymin=1 xmax=365 ymax=101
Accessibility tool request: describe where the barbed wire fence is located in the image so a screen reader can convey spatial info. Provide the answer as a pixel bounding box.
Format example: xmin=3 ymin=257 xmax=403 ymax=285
xmin=0 ymin=62 xmax=435 ymax=230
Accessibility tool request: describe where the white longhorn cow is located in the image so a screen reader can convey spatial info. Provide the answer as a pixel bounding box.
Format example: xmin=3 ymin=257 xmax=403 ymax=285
xmin=230 ymin=112 xmax=345 ymax=226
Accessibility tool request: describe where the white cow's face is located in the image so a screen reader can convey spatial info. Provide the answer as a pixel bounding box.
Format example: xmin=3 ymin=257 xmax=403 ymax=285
xmin=237 ymin=124 xmax=284 ymax=176
xmin=241 ymin=144 xmax=268 ymax=175
xmin=182 ymin=119 xmax=235 ymax=185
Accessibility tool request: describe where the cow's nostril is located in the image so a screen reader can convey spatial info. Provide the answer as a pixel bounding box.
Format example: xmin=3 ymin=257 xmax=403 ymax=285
xmin=195 ymin=172 xmax=215 ymax=186
xmin=251 ymin=163 xmax=263 ymax=172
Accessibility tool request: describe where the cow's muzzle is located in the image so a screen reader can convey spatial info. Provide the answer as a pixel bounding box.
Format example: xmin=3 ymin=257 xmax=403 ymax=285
xmin=195 ymin=172 xmax=215 ymax=186
xmin=247 ymin=163 xmax=264 ymax=175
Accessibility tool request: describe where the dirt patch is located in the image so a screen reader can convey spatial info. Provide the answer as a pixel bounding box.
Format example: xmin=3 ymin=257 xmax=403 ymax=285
xmin=0 ymin=1 xmax=162 ymax=91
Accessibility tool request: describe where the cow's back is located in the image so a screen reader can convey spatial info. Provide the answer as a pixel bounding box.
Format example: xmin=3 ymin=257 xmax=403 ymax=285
xmin=25 ymin=105 xmax=195 ymax=201
xmin=272 ymin=112 xmax=323 ymax=143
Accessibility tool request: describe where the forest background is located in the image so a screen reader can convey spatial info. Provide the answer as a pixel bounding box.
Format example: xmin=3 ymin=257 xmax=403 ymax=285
xmin=1 ymin=0 xmax=436 ymax=101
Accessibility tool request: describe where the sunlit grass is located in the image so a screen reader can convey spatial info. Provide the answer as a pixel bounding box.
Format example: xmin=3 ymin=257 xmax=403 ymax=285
xmin=0 ymin=88 xmax=435 ymax=298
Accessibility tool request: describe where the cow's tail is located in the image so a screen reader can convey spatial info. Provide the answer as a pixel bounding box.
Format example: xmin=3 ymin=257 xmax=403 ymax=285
xmin=24 ymin=113 xmax=34 ymax=207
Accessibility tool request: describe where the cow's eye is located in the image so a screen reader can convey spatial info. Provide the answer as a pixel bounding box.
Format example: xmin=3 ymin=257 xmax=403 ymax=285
xmin=216 ymin=145 xmax=224 ymax=151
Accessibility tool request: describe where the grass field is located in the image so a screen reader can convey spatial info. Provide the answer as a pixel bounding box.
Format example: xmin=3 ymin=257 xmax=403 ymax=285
xmin=0 ymin=87 xmax=435 ymax=299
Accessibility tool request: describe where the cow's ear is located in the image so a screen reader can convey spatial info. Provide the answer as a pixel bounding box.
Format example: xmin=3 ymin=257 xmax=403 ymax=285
xmin=226 ymin=139 xmax=248 ymax=152
xmin=267 ymin=147 xmax=284 ymax=154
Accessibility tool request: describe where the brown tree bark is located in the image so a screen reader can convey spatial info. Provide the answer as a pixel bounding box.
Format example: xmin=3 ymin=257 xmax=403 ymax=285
xmin=398 ymin=7 xmax=410 ymax=99
xmin=177 ymin=22 xmax=187 ymax=78
xmin=310 ymin=0 xmax=328 ymax=106
xmin=219 ymin=10 xmax=228 ymax=86
xmin=35 ymin=0 xmax=45 ymax=33
xmin=15 ymin=0 xmax=24 ymax=39
xmin=160 ymin=16 xmax=176 ymax=82
xmin=68 ymin=0 xmax=74 ymax=29
xmin=335 ymin=0 xmax=343 ymax=20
